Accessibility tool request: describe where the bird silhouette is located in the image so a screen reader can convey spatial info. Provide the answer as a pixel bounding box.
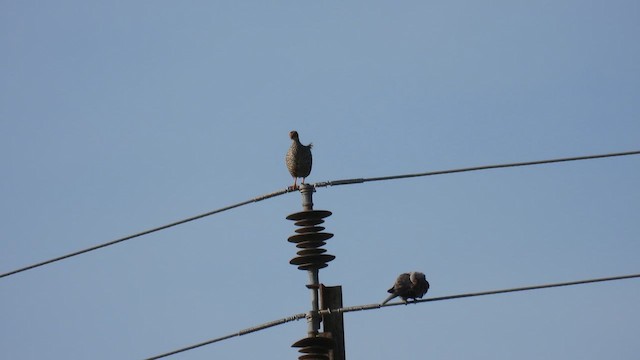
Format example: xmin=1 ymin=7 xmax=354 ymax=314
xmin=382 ymin=272 xmax=430 ymax=305
xmin=285 ymin=130 xmax=313 ymax=190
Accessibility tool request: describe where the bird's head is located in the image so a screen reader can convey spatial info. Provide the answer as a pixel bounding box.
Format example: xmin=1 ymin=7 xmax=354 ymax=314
xmin=411 ymin=272 xmax=427 ymax=283
xmin=289 ymin=130 xmax=299 ymax=140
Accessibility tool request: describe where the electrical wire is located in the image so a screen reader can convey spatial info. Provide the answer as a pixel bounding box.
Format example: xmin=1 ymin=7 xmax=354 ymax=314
xmin=313 ymin=150 xmax=640 ymax=188
xmin=143 ymin=273 xmax=640 ymax=359
xmin=2 ymin=150 xmax=638 ymax=279
xmin=319 ymin=273 xmax=640 ymax=314
xmin=144 ymin=313 xmax=308 ymax=360
xmin=0 ymin=188 xmax=294 ymax=279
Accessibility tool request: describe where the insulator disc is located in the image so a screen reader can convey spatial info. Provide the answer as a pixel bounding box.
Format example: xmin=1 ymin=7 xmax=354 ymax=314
xmin=288 ymin=232 xmax=334 ymax=243
xmin=295 ymin=241 xmax=326 ymax=249
xmin=296 ymin=248 xmax=326 ymax=256
xmin=289 ymin=254 xmax=335 ymax=266
xmin=298 ymin=263 xmax=329 ymax=270
xmin=295 ymin=218 xmax=324 ymax=227
xmin=295 ymin=226 xmax=325 ymax=233
xmin=299 ymin=346 xmax=331 ymax=354
xmin=298 ymin=354 xmax=329 ymax=360
xmin=292 ymin=336 xmax=335 ymax=348
xmin=286 ymin=210 xmax=332 ymax=221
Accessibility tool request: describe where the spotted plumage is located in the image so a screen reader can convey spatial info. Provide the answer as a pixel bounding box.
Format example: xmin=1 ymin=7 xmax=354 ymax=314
xmin=382 ymin=272 xmax=430 ymax=305
xmin=285 ymin=130 xmax=313 ymax=189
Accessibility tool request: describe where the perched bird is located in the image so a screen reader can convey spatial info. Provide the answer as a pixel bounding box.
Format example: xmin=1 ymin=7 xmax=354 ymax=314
xmin=285 ymin=130 xmax=313 ymax=189
xmin=381 ymin=272 xmax=430 ymax=305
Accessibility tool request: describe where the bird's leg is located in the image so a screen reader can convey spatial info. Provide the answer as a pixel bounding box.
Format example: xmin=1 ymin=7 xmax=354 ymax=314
xmin=291 ymin=177 xmax=298 ymax=190
xmin=301 ymin=177 xmax=306 ymax=185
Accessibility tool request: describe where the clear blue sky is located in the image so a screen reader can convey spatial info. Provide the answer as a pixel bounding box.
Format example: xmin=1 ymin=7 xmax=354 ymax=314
xmin=2 ymin=1 xmax=639 ymax=359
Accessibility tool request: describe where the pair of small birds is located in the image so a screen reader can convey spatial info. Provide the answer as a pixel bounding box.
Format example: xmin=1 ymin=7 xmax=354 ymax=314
xmin=286 ymin=131 xmax=430 ymax=304
xmin=382 ymin=271 xmax=430 ymax=305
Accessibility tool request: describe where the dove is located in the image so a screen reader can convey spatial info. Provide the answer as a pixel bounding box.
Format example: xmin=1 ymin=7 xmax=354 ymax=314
xmin=382 ymin=272 xmax=430 ymax=305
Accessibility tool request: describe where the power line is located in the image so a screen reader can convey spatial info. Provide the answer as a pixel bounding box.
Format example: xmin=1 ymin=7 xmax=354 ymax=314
xmin=144 ymin=313 xmax=308 ymax=360
xmin=320 ymin=273 xmax=640 ymax=314
xmin=314 ymin=150 xmax=640 ymax=188
xmin=0 ymin=188 xmax=294 ymax=279
xmin=143 ymin=273 xmax=640 ymax=359
xmin=2 ymin=150 xmax=638 ymax=280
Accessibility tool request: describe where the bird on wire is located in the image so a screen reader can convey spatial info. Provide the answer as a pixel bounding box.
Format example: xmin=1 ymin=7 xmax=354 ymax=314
xmin=382 ymin=272 xmax=430 ymax=305
xmin=285 ymin=130 xmax=313 ymax=190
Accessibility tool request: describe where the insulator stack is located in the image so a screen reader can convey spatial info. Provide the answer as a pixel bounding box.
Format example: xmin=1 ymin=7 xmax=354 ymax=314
xmin=287 ymin=184 xmax=338 ymax=359
xmin=291 ymin=335 xmax=335 ymax=360
xmin=286 ymin=210 xmax=335 ymax=270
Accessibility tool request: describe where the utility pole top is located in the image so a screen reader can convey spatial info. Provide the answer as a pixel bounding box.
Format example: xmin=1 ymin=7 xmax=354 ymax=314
xmin=286 ymin=185 xmax=342 ymax=359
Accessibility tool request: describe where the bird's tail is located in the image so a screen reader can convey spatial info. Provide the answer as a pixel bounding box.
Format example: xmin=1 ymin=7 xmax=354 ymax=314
xmin=381 ymin=293 xmax=397 ymax=305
